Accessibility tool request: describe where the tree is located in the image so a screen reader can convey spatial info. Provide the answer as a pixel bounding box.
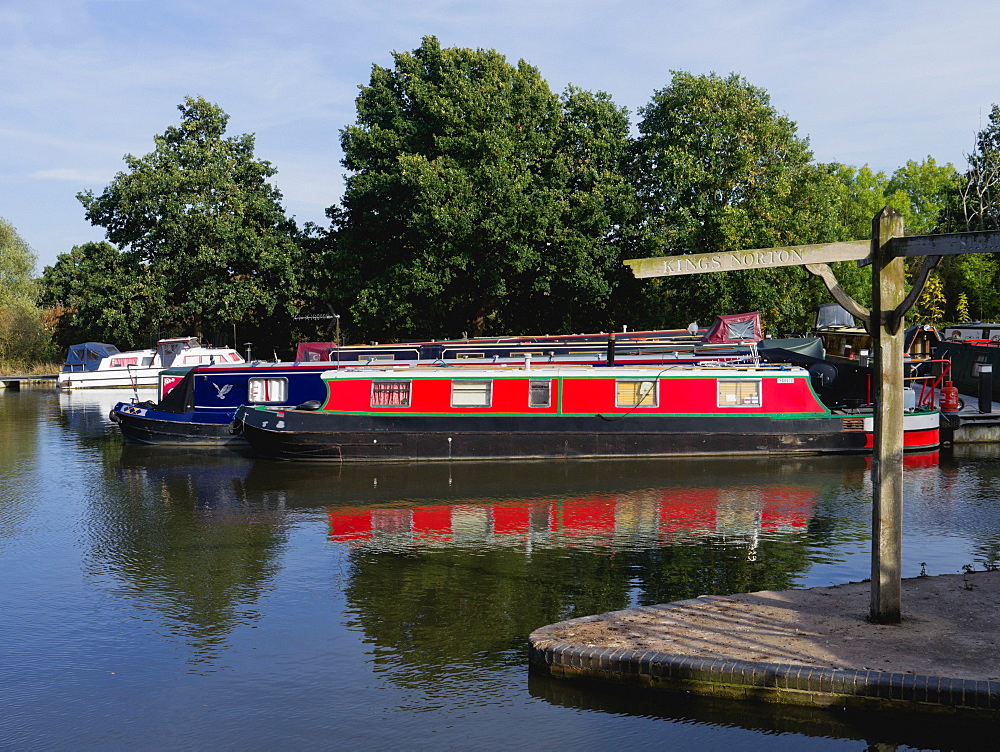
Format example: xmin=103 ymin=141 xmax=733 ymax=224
xmin=40 ymin=241 xmax=165 ymax=348
xmin=0 ymin=216 xmax=36 ymax=307
xmin=76 ymin=96 xmax=302 ymax=344
xmin=629 ymin=72 xmax=835 ymax=332
xmin=948 ymin=104 xmax=1000 ymax=233
xmin=886 ymin=157 xmax=959 ymax=236
xmin=0 ymin=217 xmax=52 ymax=365
xmin=937 ymin=105 xmax=1000 ymax=321
xmin=955 ymin=292 xmax=970 ymax=323
xmin=912 ymin=271 xmax=946 ymax=325
xmin=330 ymin=36 xmax=635 ymax=340
xmin=818 ymin=164 xmax=894 ymax=241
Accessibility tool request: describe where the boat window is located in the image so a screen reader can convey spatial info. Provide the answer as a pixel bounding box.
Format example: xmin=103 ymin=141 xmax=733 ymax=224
xmin=365 ymin=354 xmax=396 ymax=362
xmin=570 ymin=351 xmax=602 ymax=357
xmin=248 ymin=377 xmax=288 ymax=403
xmin=512 ymin=351 xmax=544 ymax=358
xmin=371 ymin=380 xmax=411 ymax=407
xmin=616 ymin=380 xmax=656 ymax=407
xmin=718 ymin=379 xmax=761 ymax=407
xmin=110 ymin=357 xmax=138 ymax=368
xmin=455 ymin=352 xmax=485 ymax=360
xmin=529 ymin=379 xmax=551 ymax=408
xmin=452 ymin=380 xmax=492 ymax=407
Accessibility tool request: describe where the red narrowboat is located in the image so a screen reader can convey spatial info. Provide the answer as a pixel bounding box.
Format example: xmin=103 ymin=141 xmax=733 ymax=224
xmin=233 ymin=363 xmax=939 ymax=462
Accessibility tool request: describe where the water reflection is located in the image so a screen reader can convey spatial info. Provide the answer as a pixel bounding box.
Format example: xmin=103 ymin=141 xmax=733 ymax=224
xmin=86 ymin=446 xmax=278 ymax=665
xmin=324 ymin=480 xmax=817 ymax=552
xmin=7 ymin=389 xmax=1000 ymax=747
xmin=89 ymin=452 xmax=871 ymax=678
xmin=0 ymin=390 xmax=45 ymax=550
xmin=56 ymin=387 xmax=156 ymax=438
xmin=266 ymin=458 xmax=869 ymax=700
xmin=529 ymin=673 xmax=995 ymax=751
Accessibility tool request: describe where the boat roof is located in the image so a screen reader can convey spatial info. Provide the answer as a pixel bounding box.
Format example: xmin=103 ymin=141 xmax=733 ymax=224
xmin=320 ymin=363 xmax=808 ymax=380
xmin=157 ymin=337 xmax=200 ymax=345
xmin=64 ymin=342 xmax=121 ymax=365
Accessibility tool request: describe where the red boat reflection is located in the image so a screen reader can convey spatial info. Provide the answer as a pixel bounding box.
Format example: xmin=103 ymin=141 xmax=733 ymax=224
xmin=327 ymin=485 xmax=816 ymax=549
xmin=864 ymin=451 xmax=940 ymax=470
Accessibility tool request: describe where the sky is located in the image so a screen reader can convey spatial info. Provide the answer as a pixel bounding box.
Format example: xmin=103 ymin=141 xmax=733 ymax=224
xmin=4 ymin=0 xmax=1000 ymax=272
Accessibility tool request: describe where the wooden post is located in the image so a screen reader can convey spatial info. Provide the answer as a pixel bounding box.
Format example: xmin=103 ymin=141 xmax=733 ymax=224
xmin=870 ymin=207 xmax=906 ymax=624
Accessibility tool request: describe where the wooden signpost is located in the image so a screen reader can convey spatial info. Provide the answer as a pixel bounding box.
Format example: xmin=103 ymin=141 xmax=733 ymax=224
xmin=624 ymin=207 xmax=1000 ymax=623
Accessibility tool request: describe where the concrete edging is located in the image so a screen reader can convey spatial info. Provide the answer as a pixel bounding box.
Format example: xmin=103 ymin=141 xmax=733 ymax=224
xmin=528 ymin=597 xmax=1000 ymax=716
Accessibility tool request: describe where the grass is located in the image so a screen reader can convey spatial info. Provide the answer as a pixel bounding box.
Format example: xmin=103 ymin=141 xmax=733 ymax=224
xmin=0 ymin=360 xmax=61 ymax=376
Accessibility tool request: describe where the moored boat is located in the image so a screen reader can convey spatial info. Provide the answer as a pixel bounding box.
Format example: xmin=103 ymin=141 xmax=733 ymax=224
xmin=935 ymin=337 xmax=1000 ymax=402
xmin=58 ymin=337 xmax=243 ymax=389
xmin=109 ymin=319 xmax=767 ymax=446
xmin=813 ymin=303 xmax=941 ymax=365
xmin=233 ymin=363 xmax=940 ymax=462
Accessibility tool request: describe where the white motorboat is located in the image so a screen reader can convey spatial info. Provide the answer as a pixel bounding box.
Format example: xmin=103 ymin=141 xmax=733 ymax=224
xmin=57 ymin=337 xmax=244 ymax=389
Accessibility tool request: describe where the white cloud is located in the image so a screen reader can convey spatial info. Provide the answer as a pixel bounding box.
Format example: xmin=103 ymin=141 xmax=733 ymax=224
xmin=30 ymin=168 xmax=112 ymax=183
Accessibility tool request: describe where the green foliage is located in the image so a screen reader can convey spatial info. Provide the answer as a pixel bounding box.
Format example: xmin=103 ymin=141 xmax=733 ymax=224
xmin=40 ymin=241 xmax=165 ymax=349
xmin=912 ymin=271 xmax=947 ymax=325
xmin=629 ymin=71 xmax=834 ymax=332
xmin=33 ymin=56 xmax=998 ymax=347
xmin=887 ymin=157 xmax=960 ymax=235
xmin=955 ymin=292 xmax=970 ymax=323
xmin=75 ymin=96 xmax=302 ymax=343
xmin=818 ymin=164 xmax=892 ymax=241
xmin=943 ymin=252 xmax=1000 ymax=321
xmin=331 ymin=36 xmax=636 ymax=340
xmin=936 ymin=106 xmax=1000 ymax=321
xmin=0 ymin=217 xmax=54 ymax=365
xmin=0 ymin=216 xmax=37 ymax=307
xmin=632 ymin=71 xmax=813 ymax=257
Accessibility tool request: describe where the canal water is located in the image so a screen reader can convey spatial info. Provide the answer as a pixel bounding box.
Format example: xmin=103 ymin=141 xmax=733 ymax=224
xmin=2 ymin=389 xmax=998 ymax=750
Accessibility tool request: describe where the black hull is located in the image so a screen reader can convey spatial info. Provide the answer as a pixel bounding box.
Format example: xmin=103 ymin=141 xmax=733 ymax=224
xmin=116 ymin=412 xmax=245 ymax=447
xmin=236 ymin=411 xmax=906 ymax=462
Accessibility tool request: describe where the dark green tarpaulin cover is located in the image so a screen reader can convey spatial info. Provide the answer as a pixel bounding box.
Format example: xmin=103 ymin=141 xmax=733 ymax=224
xmin=758 ymin=337 xmax=826 ymax=360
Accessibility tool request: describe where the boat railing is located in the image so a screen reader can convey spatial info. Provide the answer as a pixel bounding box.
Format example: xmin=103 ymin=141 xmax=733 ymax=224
xmin=329 ymin=360 xmax=800 ymax=376
xmin=904 ymin=358 xmax=952 ymax=408
xmin=959 ymin=338 xmax=1000 ymax=347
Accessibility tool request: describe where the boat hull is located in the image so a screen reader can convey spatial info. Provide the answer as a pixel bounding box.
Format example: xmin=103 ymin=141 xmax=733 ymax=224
xmin=235 ymin=409 xmax=940 ymax=462
xmin=113 ymin=405 xmax=241 ymax=446
xmin=58 ymin=367 xmax=163 ymax=389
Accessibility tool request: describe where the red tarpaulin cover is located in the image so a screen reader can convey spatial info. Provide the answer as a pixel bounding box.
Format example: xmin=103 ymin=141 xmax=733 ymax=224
xmin=295 ymin=342 xmax=336 ymax=361
xmin=701 ymin=312 xmax=762 ymax=344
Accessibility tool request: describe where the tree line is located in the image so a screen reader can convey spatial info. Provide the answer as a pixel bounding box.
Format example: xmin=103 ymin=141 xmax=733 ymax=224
xmin=6 ymin=36 xmax=1000 ymax=362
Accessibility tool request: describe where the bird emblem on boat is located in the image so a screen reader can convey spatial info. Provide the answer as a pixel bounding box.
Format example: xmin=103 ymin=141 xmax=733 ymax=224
xmin=213 ymin=383 xmax=234 ymax=399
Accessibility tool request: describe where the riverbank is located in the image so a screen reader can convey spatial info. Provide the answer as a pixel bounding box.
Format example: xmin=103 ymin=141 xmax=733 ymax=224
xmin=530 ymin=570 xmax=1000 ymax=716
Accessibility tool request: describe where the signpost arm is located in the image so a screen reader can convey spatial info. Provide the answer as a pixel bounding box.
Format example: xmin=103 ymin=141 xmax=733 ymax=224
xmin=887 ymin=254 xmax=942 ymax=334
xmin=803 ymin=263 xmax=871 ymax=327
xmin=870 ymin=207 xmax=906 ymax=624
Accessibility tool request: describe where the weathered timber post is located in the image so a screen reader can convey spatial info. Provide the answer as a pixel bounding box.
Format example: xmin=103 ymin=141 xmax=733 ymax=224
xmin=869 ymin=207 xmax=906 ymax=624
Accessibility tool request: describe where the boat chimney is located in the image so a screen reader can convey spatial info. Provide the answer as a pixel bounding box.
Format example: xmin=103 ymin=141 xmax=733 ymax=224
xmin=524 ymin=353 xmax=531 ymax=371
